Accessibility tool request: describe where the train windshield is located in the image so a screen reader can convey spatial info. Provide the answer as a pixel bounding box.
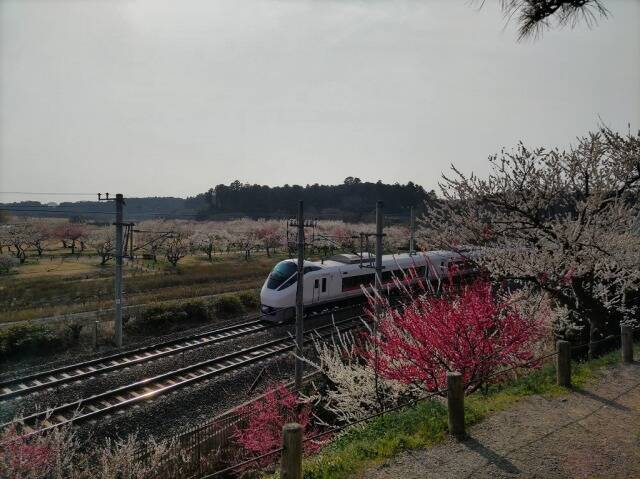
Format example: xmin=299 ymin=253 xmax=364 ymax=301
xmin=266 ymin=262 xmax=298 ymax=289
xmin=266 ymin=262 xmax=322 ymax=290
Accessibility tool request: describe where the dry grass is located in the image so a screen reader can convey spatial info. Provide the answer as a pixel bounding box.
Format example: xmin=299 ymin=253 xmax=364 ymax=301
xmin=0 ymin=252 xmax=283 ymax=324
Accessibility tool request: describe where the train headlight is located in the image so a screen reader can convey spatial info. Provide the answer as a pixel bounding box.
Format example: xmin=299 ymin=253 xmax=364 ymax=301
xmin=261 ymin=304 xmax=275 ymax=314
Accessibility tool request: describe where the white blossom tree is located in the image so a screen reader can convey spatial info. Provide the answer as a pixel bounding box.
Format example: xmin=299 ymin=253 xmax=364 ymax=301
xmin=28 ymin=219 xmax=51 ymax=256
xmin=190 ymin=227 xmax=218 ymax=261
xmin=228 ymin=218 xmax=260 ymax=260
xmin=304 ymin=326 xmax=418 ymax=422
xmin=4 ymin=223 xmax=32 ymax=263
xmin=87 ymin=228 xmax=115 ymax=265
xmin=164 ymin=231 xmax=190 ymax=267
xmin=420 ymin=126 xmax=640 ymax=357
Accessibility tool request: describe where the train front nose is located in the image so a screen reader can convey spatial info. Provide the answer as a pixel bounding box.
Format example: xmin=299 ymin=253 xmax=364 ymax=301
xmin=260 ymin=281 xmax=280 ymax=319
xmin=260 ymin=260 xmax=298 ymax=322
xmin=260 ymin=279 xmax=296 ymax=323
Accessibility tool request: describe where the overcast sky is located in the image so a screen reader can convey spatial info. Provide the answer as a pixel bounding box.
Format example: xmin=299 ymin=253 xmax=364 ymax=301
xmin=1 ymin=0 xmax=639 ymax=204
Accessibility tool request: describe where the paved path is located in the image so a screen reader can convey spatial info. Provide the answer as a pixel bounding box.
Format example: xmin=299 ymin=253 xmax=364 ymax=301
xmin=363 ymin=363 xmax=640 ymax=479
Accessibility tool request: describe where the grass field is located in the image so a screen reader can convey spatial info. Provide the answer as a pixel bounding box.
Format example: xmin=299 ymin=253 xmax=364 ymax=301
xmin=0 ymin=251 xmax=285 ymax=324
xmin=299 ymin=346 xmax=631 ymax=479
xmin=0 ymin=250 xmax=289 ymax=367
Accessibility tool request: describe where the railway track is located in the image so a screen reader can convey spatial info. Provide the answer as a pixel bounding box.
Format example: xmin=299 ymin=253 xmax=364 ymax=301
xmin=0 ymin=319 xmax=272 ymax=401
xmin=4 ymin=316 xmax=361 ymax=437
xmin=0 ymin=301 xmax=368 ymax=402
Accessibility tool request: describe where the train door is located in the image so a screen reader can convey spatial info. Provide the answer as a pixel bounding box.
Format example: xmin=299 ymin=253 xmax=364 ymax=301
xmin=312 ymin=275 xmax=330 ymax=303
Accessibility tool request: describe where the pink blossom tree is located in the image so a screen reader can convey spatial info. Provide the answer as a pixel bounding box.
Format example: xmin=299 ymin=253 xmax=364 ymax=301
xmin=365 ymin=278 xmax=544 ymax=394
xmin=52 ymin=223 xmax=86 ymax=254
xmin=255 ymin=220 xmax=283 ymax=257
xmin=0 ymin=424 xmax=54 ymax=477
xmin=233 ymin=383 xmax=325 ymax=469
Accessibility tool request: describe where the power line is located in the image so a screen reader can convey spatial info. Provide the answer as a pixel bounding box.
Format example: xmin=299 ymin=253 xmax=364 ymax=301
xmin=0 ymin=207 xmax=199 ymax=217
xmin=0 ymin=191 xmax=97 ymax=196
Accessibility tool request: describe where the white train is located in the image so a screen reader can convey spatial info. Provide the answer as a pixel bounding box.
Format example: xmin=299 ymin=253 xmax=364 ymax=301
xmin=260 ymin=250 xmax=474 ymax=322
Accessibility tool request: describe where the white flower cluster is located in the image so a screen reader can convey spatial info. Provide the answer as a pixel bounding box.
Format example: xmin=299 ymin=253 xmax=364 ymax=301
xmin=420 ymin=127 xmax=640 ymax=337
xmin=303 ymin=323 xmax=418 ymax=423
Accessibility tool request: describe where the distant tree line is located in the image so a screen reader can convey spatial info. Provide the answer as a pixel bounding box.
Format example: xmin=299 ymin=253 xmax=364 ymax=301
xmin=0 ymin=180 xmax=436 ymax=222
xmin=187 ymin=178 xmax=436 ymax=221
xmin=0 ymin=197 xmax=197 ymax=222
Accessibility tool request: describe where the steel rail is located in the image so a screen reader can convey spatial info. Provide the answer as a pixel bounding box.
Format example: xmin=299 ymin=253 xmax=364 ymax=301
xmin=0 ymin=300 xmax=368 ymax=401
xmin=5 ymin=316 xmax=362 ymax=438
xmin=0 ymin=319 xmax=268 ymax=401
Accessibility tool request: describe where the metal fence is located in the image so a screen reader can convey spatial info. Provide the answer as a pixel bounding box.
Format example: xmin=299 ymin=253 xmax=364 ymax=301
xmin=135 ymin=373 xmax=318 ymax=478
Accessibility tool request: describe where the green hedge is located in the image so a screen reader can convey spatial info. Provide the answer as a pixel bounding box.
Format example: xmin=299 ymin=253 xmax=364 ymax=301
xmin=0 ymin=324 xmax=63 ymax=359
xmin=0 ymin=291 xmax=262 ymax=359
xmin=213 ymin=295 xmax=245 ymax=318
xmin=238 ymin=290 xmax=260 ymax=309
xmin=126 ymin=292 xmax=259 ymax=334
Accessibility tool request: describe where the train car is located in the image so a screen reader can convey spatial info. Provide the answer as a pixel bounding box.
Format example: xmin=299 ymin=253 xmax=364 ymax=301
xmin=260 ymin=250 xmax=474 ymax=322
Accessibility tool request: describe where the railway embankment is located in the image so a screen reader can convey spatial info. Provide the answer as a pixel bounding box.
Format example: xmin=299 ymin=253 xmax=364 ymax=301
xmin=0 ymin=305 xmax=363 ymax=442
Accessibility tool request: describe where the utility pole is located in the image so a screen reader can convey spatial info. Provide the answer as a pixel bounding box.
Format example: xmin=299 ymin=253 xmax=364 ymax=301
xmin=353 ymin=203 xmax=386 ymax=410
xmin=287 ymin=204 xmax=318 ymax=392
xmin=374 ymin=201 xmax=384 ymax=412
xmin=114 ymin=194 xmax=124 ymax=348
xmin=409 ymin=206 xmax=415 ymax=255
xmin=295 ymin=201 xmax=305 ymax=392
xmin=98 ymin=192 xmax=125 ymax=347
xmin=375 ymin=201 xmax=383 ymax=290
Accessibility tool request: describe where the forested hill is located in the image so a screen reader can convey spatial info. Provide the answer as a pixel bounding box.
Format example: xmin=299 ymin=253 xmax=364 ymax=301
xmin=1 ymin=179 xmax=436 ymax=221
xmin=186 ymin=178 xmax=436 ymax=221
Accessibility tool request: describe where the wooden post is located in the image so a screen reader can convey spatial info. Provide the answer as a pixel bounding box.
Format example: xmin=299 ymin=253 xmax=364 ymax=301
xmin=621 ymin=325 xmax=634 ymax=363
xmin=196 ymin=427 xmax=202 ymax=476
xmin=447 ymin=371 xmax=465 ymax=439
xmin=556 ymin=340 xmax=571 ymax=387
xmin=280 ymin=423 xmax=302 ymax=479
xmin=93 ymin=320 xmax=99 ymax=350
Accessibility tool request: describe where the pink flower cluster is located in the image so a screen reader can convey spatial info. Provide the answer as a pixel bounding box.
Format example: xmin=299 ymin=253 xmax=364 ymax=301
xmin=232 ymin=384 xmax=325 ymax=469
xmin=365 ymin=279 xmax=543 ymax=394
xmin=0 ymin=425 xmax=54 ymax=478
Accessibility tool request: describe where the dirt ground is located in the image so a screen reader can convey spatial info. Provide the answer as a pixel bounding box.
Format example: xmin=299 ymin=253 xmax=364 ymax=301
xmin=363 ymin=362 xmax=640 ymax=479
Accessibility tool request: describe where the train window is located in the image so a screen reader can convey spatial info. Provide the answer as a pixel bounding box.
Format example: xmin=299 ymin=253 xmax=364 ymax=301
xmin=342 ymin=273 xmax=375 ymax=292
xmin=322 ymin=278 xmax=327 ymax=292
xmin=314 ymin=279 xmax=319 ymax=289
xmin=279 ymin=275 xmax=297 ymax=290
xmin=271 ymin=264 xmax=323 ymax=291
xmin=381 ymin=269 xmax=394 ymax=283
xmin=267 ymin=261 xmax=297 ymax=289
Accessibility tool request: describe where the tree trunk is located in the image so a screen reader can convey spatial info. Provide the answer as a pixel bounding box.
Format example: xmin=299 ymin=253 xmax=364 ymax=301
xmin=588 ymin=315 xmax=606 ymax=359
xmin=100 ymin=252 xmax=111 ymax=265
xmin=572 ymin=280 xmax=610 ymax=359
